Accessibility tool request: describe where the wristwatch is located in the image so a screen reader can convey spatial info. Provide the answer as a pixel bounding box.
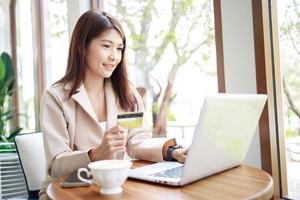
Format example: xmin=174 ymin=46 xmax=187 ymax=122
xmin=167 ymin=145 xmax=183 ymax=161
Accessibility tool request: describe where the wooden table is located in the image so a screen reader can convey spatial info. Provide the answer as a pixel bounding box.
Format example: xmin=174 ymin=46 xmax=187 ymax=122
xmin=47 ymin=161 xmax=274 ymax=200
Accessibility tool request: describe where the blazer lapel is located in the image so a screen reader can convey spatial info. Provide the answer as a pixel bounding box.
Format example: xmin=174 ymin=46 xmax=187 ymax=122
xmin=71 ymin=84 xmax=99 ymax=123
xmin=105 ymin=79 xmax=120 ymax=129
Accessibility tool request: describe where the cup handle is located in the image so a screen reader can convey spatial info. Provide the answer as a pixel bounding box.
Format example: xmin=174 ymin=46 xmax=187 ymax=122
xmin=77 ymin=168 xmax=93 ymax=184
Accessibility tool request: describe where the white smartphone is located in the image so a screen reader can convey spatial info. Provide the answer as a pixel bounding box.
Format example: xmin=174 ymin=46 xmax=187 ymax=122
xmin=60 ymin=170 xmax=91 ymax=188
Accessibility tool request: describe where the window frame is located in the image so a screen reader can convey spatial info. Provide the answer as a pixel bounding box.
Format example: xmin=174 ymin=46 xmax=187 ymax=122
xmin=9 ymin=0 xmax=19 ymax=128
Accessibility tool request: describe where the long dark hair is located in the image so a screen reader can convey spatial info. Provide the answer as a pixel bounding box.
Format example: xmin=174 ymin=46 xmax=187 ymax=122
xmin=56 ymin=10 xmax=136 ymax=111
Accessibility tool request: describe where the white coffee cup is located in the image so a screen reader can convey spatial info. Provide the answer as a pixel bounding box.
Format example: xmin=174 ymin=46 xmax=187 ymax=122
xmin=77 ymin=160 xmax=132 ymax=195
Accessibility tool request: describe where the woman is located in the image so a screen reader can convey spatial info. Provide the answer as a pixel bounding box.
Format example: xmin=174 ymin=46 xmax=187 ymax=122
xmin=40 ymin=10 xmax=186 ymax=198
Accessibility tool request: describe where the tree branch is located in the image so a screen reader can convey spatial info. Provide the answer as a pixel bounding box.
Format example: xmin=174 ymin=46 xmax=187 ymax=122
xmin=115 ymin=1 xmax=137 ymax=36
xmin=181 ymin=0 xmax=210 ymax=50
xmin=286 ymin=16 xmax=300 ymax=55
xmin=286 ymin=0 xmax=300 ymax=55
xmin=151 ymin=0 xmax=179 ymax=67
xmin=283 ymin=78 xmax=300 ymax=119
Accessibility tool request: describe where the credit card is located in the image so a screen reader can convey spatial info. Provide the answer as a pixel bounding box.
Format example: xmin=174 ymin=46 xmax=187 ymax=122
xmin=117 ymin=112 xmax=143 ymax=128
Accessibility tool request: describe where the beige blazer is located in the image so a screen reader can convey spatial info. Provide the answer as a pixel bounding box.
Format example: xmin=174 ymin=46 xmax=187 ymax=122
xmin=40 ymin=79 xmax=170 ymax=178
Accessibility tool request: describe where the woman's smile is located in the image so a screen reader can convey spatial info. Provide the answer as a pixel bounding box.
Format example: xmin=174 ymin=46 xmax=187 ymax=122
xmin=103 ymin=63 xmax=116 ymax=70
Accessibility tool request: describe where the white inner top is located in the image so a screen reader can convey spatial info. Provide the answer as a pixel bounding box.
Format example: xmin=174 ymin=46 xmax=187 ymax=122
xmin=98 ymin=121 xmax=106 ymax=131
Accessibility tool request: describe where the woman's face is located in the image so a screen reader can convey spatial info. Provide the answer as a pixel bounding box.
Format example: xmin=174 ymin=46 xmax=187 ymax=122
xmin=85 ymin=28 xmax=123 ymax=79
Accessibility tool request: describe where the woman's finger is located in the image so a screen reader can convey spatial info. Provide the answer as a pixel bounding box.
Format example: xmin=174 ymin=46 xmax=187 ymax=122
xmin=111 ymin=133 xmax=126 ymax=140
xmin=182 ymin=147 xmax=189 ymax=155
xmin=112 ymin=139 xmax=126 ymax=147
xmin=108 ymin=125 xmax=126 ymax=134
xmin=173 ymin=148 xmax=188 ymax=163
xmin=177 ymin=155 xmax=187 ymax=163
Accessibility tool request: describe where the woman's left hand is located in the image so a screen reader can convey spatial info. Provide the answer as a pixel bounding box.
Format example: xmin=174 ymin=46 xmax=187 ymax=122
xmin=172 ymin=147 xmax=188 ymax=163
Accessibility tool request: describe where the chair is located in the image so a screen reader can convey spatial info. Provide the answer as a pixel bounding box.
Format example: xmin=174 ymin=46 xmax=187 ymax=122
xmin=14 ymin=132 xmax=46 ymax=199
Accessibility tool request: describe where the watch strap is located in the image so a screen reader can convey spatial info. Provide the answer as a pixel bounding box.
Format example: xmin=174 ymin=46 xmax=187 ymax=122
xmin=167 ymin=145 xmax=183 ymax=161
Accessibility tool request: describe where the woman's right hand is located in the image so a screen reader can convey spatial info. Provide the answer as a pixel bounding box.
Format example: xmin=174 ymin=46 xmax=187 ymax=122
xmin=88 ymin=125 xmax=127 ymax=161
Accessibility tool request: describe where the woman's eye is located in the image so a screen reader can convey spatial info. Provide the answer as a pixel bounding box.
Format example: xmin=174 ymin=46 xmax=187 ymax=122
xmin=102 ymin=44 xmax=110 ymax=48
xmin=117 ymin=47 xmax=123 ymax=51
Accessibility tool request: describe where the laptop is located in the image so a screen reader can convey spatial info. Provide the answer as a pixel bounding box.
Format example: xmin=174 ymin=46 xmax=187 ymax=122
xmin=128 ymin=93 xmax=267 ymax=186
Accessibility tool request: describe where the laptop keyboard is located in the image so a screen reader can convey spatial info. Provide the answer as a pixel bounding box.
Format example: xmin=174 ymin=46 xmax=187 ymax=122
xmin=149 ymin=165 xmax=183 ymax=178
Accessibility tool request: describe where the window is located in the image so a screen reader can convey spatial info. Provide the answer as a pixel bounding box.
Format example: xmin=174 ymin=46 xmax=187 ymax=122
xmin=11 ymin=1 xmax=92 ymax=132
xmin=15 ymin=0 xmax=36 ymax=132
xmin=44 ymin=0 xmax=69 ymax=88
xmin=103 ymin=0 xmax=217 ymax=145
xmin=277 ymin=0 xmax=300 ymax=199
xmin=11 ymin=0 xmax=218 ymax=146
